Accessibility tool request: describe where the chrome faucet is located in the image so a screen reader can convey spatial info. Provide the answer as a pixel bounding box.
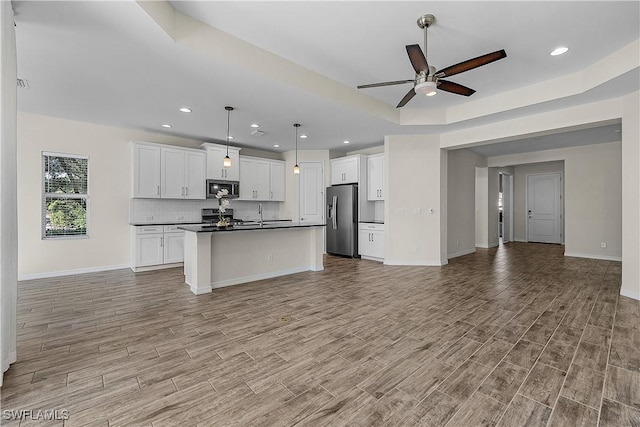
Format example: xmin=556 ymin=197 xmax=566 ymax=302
xmin=258 ymin=203 xmax=263 ymax=226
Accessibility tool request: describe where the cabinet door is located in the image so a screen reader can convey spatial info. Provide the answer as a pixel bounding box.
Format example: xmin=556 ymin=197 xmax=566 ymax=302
xmin=239 ymin=157 xmax=256 ymax=200
xmin=184 ymin=151 xmax=206 ymax=199
xmin=132 ymin=144 xmax=161 ymax=198
xmin=358 ymin=229 xmax=372 ymax=257
xmin=205 ymin=146 xmax=225 ymax=180
xmin=225 ymin=148 xmax=241 ymax=181
xmin=161 ymin=148 xmax=185 ymax=199
xmin=135 ymin=234 xmax=163 ymax=267
xmin=255 ymin=159 xmax=271 ymax=200
xmin=163 ymin=232 xmax=184 ymax=264
xmin=370 ymin=230 xmax=385 ymax=259
xmin=367 ymin=154 xmax=384 ymax=201
xmin=269 ymin=161 xmax=285 ymax=201
xmin=331 ymin=157 xmax=359 ymax=185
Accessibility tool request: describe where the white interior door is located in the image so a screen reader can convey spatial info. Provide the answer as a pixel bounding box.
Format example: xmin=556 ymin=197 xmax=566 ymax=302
xmin=299 ymin=162 xmax=324 ymax=224
xmin=527 ymin=173 xmax=562 ymax=244
xmin=503 ymin=174 xmax=512 ymax=243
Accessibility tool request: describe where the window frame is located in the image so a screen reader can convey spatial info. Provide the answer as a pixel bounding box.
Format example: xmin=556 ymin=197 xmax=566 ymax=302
xmin=41 ymin=151 xmax=90 ymax=240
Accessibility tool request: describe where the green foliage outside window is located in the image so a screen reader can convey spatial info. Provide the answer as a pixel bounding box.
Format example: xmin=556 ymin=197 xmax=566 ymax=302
xmin=43 ymin=155 xmax=89 ymax=237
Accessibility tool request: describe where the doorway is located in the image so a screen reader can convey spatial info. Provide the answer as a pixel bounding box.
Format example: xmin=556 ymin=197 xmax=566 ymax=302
xmin=527 ymin=172 xmax=563 ymax=244
xmin=499 ymin=172 xmax=513 ymax=244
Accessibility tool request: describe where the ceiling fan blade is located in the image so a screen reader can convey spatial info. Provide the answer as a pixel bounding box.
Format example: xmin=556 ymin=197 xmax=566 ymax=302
xmin=436 ymin=49 xmax=507 ymax=78
xmin=396 ymin=88 xmax=416 ymax=108
xmin=357 ymin=79 xmax=414 ymax=89
xmin=437 ymin=80 xmax=476 ymax=96
xmin=406 ymin=44 xmax=428 ymax=74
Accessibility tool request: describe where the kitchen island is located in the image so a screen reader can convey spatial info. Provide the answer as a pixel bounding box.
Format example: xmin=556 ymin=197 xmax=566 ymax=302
xmin=179 ymin=223 xmax=326 ymax=295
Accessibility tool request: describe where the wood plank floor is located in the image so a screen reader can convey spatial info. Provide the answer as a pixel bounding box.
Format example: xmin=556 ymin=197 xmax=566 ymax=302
xmin=2 ymin=243 xmax=639 ymax=426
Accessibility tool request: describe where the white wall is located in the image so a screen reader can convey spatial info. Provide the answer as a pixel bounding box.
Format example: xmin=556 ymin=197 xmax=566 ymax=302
xmin=621 ymin=92 xmax=640 ymax=300
xmin=490 ymin=142 xmax=622 ymax=261
xmin=17 ymin=112 xmax=208 ymax=278
xmin=447 ymin=149 xmax=486 ymax=257
xmin=384 ymin=134 xmax=445 ymax=265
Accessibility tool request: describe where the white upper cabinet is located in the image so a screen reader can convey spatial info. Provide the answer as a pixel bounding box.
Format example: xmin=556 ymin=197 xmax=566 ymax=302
xmin=202 ymin=143 xmax=240 ymax=181
xmin=131 ymin=141 xmax=205 ymax=200
xmin=240 ymin=156 xmax=285 ymax=201
xmin=331 ymin=156 xmax=359 ymax=185
xmin=131 ymin=143 xmax=161 ymax=198
xmin=161 ymin=147 xmax=185 ymax=199
xmin=184 ymin=151 xmax=206 ymax=199
xmin=269 ymin=160 xmax=285 ymax=201
xmin=367 ymin=154 xmax=384 ymax=201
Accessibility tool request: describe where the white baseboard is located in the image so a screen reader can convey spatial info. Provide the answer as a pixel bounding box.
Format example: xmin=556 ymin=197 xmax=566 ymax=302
xmin=620 ymin=288 xmax=640 ymax=301
xmin=383 ymin=259 xmax=445 ymax=266
xmin=19 ymin=264 xmax=130 ymax=281
xmin=1 ymin=351 xmax=17 ymax=387
xmin=514 ymin=239 xmax=528 ymax=243
xmin=448 ymin=248 xmax=476 ymax=259
xmin=361 ymin=255 xmax=383 ymax=263
xmin=211 ymin=265 xmax=320 ymax=289
xmin=131 ymin=262 xmax=183 ymax=273
xmin=564 ymin=252 xmax=622 ymax=262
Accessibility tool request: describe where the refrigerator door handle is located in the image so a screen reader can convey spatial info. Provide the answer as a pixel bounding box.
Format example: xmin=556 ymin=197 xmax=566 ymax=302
xmin=331 ymin=195 xmax=338 ymax=229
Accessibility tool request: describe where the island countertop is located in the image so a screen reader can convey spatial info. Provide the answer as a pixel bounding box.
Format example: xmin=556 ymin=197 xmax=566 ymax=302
xmin=178 ymin=222 xmax=326 ymax=233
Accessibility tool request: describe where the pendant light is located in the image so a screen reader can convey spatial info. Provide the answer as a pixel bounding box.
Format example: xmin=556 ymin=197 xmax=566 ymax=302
xmin=223 ymin=106 xmax=233 ymax=168
xmin=293 ymin=123 xmax=301 ymax=175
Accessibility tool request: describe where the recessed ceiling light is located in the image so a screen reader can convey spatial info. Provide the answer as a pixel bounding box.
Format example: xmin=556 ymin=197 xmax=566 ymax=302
xmin=250 ymin=123 xmax=260 ymax=128
xmin=550 ymin=46 xmax=569 ymax=56
xmin=273 ymin=144 xmax=280 ymax=148
xmin=161 ymin=124 xmax=172 ymax=128
xmin=342 ymin=140 xmax=350 ymax=144
xmin=179 ymin=107 xmax=192 ymax=113
xmin=300 ymin=134 xmax=308 ymax=139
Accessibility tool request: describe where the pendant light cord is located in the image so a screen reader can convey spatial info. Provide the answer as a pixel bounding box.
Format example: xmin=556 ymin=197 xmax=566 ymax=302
xmin=226 ymin=108 xmax=230 ymax=157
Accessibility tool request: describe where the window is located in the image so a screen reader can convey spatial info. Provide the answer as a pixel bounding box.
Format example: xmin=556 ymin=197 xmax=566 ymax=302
xmin=42 ymin=153 xmax=89 ymax=238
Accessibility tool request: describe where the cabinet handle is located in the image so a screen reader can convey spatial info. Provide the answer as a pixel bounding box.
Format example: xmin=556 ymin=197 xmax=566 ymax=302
xmin=185 ymin=187 xmax=188 ymax=197
xmin=270 ymin=191 xmax=273 ymax=199
xmin=157 ymin=185 xmax=160 ymax=196
xmin=160 ymin=237 xmax=164 ymax=247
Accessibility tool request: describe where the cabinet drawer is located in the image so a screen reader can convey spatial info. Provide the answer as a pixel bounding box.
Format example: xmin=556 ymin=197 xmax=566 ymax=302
xmin=359 ymin=223 xmax=384 ymax=232
xmin=136 ymin=225 xmax=163 ymax=234
xmin=163 ymin=225 xmax=183 ymax=233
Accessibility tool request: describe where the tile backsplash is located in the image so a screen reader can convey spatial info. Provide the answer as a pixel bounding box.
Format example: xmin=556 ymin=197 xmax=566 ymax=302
xmin=130 ymin=199 xmax=283 ymax=224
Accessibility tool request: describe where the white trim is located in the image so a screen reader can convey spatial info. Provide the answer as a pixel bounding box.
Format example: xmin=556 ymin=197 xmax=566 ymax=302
xmin=211 ymin=265 xmax=321 ymax=289
xmin=383 ymin=259 xmax=445 ymax=266
xmin=620 ymin=288 xmax=640 ymax=301
xmin=130 ymin=262 xmax=183 ymax=273
xmin=448 ymin=248 xmax=476 ymax=259
xmin=514 ymin=238 xmax=528 ymax=242
xmin=475 ymin=242 xmax=499 ymax=249
xmin=564 ymin=252 xmax=622 ymax=262
xmin=18 ymin=264 xmax=130 ymax=281
xmin=361 ymin=255 xmax=383 ymax=263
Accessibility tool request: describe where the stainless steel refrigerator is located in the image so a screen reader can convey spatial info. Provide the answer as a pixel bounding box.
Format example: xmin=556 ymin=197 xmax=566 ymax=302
xmin=326 ymin=184 xmax=358 ymax=257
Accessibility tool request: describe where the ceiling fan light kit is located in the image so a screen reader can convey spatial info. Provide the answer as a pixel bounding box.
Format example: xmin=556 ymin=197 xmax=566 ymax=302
xmin=357 ymin=13 xmax=507 ymax=108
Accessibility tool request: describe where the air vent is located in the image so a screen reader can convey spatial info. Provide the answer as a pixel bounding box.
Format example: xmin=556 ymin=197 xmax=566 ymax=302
xmin=17 ymin=78 xmax=29 ymax=89
xmin=251 ymin=129 xmax=267 ymax=136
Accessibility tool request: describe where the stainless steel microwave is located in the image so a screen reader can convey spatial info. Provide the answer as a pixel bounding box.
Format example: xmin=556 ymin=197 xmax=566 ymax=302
xmin=206 ymin=180 xmax=240 ymax=199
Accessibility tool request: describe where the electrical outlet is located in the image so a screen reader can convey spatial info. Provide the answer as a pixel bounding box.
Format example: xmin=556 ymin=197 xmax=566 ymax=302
xmin=395 ymin=208 xmax=405 ymax=215
xmin=267 ymin=254 xmax=273 ymax=262
xmin=145 ymin=216 xmax=153 ymax=221
xmin=415 ymin=208 xmax=422 ymax=215
xmin=414 ymin=246 xmax=420 ymax=253
xmin=456 ymin=240 xmax=460 ymax=247
xmin=176 ymin=215 xmax=184 ymax=221
xmin=601 ymin=242 xmax=607 ymax=248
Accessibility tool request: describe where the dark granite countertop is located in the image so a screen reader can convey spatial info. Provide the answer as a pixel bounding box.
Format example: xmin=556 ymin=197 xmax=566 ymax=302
xmin=129 ymin=222 xmax=205 ymax=226
xmin=179 ymin=222 xmax=326 ymax=233
xmin=359 ymin=220 xmax=385 ymax=225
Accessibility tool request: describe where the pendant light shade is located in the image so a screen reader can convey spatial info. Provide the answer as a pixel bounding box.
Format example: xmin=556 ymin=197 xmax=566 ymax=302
xmin=224 ymin=106 xmax=233 ymax=168
xmin=293 ymin=123 xmax=301 ymax=175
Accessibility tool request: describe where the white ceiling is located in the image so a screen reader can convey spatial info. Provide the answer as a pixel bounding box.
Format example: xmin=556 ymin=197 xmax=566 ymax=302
xmin=12 ymin=1 xmax=640 ymax=155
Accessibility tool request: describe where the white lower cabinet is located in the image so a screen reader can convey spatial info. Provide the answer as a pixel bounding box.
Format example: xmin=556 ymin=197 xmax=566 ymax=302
xmin=358 ymin=223 xmax=384 ymax=261
xmin=131 ymin=225 xmax=185 ymax=271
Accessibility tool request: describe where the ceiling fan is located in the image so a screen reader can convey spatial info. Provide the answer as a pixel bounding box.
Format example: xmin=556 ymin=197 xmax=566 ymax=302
xmin=357 ymin=14 xmax=507 ymax=108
